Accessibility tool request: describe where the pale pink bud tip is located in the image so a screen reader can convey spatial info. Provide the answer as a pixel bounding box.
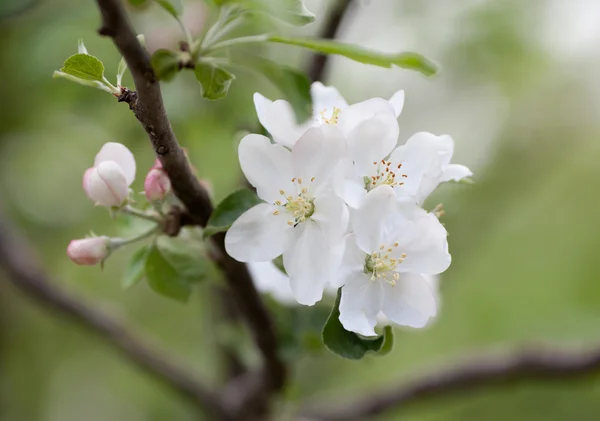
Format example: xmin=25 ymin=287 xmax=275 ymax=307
xmin=83 ymin=162 xmax=130 ymax=207
xmin=144 ymin=168 xmax=171 ymax=202
xmin=67 ymin=237 xmax=111 ymax=266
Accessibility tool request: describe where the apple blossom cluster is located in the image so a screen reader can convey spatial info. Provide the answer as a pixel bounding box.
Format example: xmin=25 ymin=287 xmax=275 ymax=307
xmin=226 ymin=82 xmax=472 ymax=336
xmin=67 ymin=142 xmax=171 ymax=266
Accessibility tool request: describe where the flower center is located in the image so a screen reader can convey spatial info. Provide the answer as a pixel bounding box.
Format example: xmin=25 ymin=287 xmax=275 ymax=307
xmin=319 ymin=107 xmax=342 ymax=125
xmin=365 ymin=159 xmax=408 ymax=191
xmin=364 ymin=242 xmax=407 ymax=286
xmin=273 ymin=177 xmax=316 ymax=226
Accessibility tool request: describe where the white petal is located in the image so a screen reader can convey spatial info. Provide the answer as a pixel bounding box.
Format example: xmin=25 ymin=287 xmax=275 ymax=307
xmin=225 ymin=203 xmax=294 ymax=262
xmin=247 ymin=262 xmax=295 ymax=305
xmin=284 ymin=222 xmax=338 ymax=306
xmin=339 ymin=273 xmax=383 ymax=337
xmin=94 ymin=142 xmax=136 ymax=186
xmin=347 ymin=112 xmax=399 ymax=175
xmin=338 ymin=98 xmax=396 ymax=137
xmin=352 ymin=185 xmax=398 ymax=253
xmin=333 ymin=233 xmax=366 ymax=288
xmin=87 ymin=161 xmax=129 ymax=207
xmin=253 ymin=93 xmax=306 ymax=147
xmin=395 ymin=211 xmax=451 ymax=275
xmin=381 ymin=273 xmax=437 ymax=328
xmin=238 ymin=134 xmax=295 ymax=203
xmin=311 ymin=82 xmax=349 ymax=115
xmin=291 ymin=125 xmax=345 ymax=191
xmin=339 ymin=178 xmax=367 ymax=209
xmin=388 ymin=89 xmax=405 ymax=117
xmin=311 ymin=193 xmax=349 ymax=241
xmin=440 ymin=164 xmax=473 ymax=182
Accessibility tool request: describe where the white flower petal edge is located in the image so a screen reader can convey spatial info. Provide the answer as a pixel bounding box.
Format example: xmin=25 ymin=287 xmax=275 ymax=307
xmin=339 ymin=272 xmax=383 ymax=337
xmin=225 ymin=203 xmax=294 ymax=262
xmin=311 ymin=82 xmax=349 ymax=113
xmin=381 ymin=273 xmax=437 ymax=328
xmin=248 ymin=261 xmax=296 ymax=305
xmin=253 ymin=93 xmax=307 ymax=147
xmin=94 ymin=142 xmax=136 ymax=186
xmin=388 ymin=90 xmax=405 ymax=117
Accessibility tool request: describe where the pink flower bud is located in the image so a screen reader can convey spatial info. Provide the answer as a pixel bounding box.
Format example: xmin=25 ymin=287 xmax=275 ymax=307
xmin=83 ymin=161 xmax=130 ymax=207
xmin=144 ymin=168 xmax=171 ymax=202
xmin=67 ymin=237 xmax=111 ymax=266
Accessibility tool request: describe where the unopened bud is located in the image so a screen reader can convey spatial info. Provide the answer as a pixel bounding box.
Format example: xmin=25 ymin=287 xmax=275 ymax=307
xmin=83 ymin=161 xmax=130 ymax=207
xmin=67 ymin=236 xmax=111 ymax=266
xmin=144 ymin=168 xmax=171 ymax=202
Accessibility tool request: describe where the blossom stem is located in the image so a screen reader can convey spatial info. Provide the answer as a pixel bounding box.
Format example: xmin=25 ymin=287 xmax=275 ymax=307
xmin=120 ymin=205 xmax=163 ymax=223
xmin=111 ymin=226 xmax=161 ymax=250
xmin=202 ymin=34 xmax=269 ymax=54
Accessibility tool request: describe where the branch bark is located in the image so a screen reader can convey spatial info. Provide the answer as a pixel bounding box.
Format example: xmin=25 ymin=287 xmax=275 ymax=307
xmin=94 ymin=0 xmax=285 ymax=409
xmin=302 ymin=346 xmax=600 ymax=421
xmin=0 ymin=210 xmax=230 ymax=420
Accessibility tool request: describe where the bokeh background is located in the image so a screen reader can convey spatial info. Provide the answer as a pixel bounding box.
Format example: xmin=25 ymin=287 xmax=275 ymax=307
xmin=2 ymin=0 xmax=600 ymax=420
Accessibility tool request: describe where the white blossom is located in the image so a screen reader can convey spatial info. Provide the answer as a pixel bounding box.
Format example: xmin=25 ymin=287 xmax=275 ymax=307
xmin=84 ymin=142 xmax=136 ymax=207
xmin=225 ymin=125 xmax=349 ymax=306
xmin=336 ymin=185 xmax=450 ymax=336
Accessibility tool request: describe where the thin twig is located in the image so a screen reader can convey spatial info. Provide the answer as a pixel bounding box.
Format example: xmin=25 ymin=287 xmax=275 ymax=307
xmin=0 ymin=210 xmax=230 ymax=420
xmin=307 ymin=0 xmax=353 ymax=82
xmin=93 ymin=0 xmax=286 ymax=409
xmin=301 ymin=346 xmax=600 ymax=421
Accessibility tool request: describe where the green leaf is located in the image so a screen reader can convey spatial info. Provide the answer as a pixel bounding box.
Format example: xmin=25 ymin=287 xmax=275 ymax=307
xmin=151 ymin=49 xmax=180 ymax=81
xmin=268 ymin=36 xmax=439 ymax=77
xmin=122 ymin=245 xmax=150 ymax=290
xmin=194 ymin=61 xmax=236 ymax=100
xmin=144 ymin=244 xmax=192 ymax=303
xmin=249 ymin=57 xmax=311 ymax=122
xmin=215 ymin=0 xmax=314 ymax=26
xmin=156 ymin=236 xmax=209 ymax=283
xmin=272 ymin=255 xmax=287 ymax=275
xmin=155 ymin=0 xmax=182 ymax=17
xmin=203 ymin=188 xmax=262 ymax=238
xmin=322 ymin=289 xmax=392 ymax=359
xmin=60 ymin=53 xmax=106 ymax=81
xmin=378 ymin=325 xmax=395 ymax=356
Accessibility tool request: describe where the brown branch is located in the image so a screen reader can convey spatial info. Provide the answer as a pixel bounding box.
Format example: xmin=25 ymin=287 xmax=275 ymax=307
xmin=307 ymin=0 xmax=353 ymax=82
xmin=93 ymin=0 xmax=286 ymax=410
xmin=302 ymin=346 xmax=600 ymax=421
xmin=0 ymin=210 xmax=231 ymax=420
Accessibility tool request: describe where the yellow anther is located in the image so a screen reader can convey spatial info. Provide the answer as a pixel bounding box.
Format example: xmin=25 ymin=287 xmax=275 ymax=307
xmin=393 ymin=242 xmax=399 ymax=247
xmin=298 ymin=178 xmax=302 ymax=184
xmin=279 ymin=190 xmax=285 ymax=195
xmin=273 ymin=210 xmax=280 ymax=215
xmin=311 ymin=177 xmax=315 ymax=182
xmin=287 ymin=221 xmax=294 ymax=226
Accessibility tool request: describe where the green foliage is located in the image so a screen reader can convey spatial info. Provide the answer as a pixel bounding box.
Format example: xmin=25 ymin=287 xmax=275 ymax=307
xmin=151 ymin=49 xmax=181 ymax=81
xmin=143 ymin=239 xmax=208 ymax=302
xmin=250 ymin=57 xmax=312 ymax=122
xmin=203 ymin=188 xmax=262 ymax=238
xmin=322 ymin=289 xmax=394 ymax=359
xmin=60 ymin=53 xmax=105 ymax=81
xmin=272 ymin=255 xmax=286 ymax=275
xmin=121 ymin=245 xmax=150 ymax=290
xmin=194 ymin=62 xmax=236 ymax=100
xmin=214 ymin=0 xmax=315 ymax=26
xmin=269 ymin=36 xmax=439 ymax=76
xmin=155 ymin=0 xmax=182 ymax=18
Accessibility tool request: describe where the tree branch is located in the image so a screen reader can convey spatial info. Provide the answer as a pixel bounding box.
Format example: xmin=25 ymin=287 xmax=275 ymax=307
xmin=0 ymin=210 xmax=230 ymax=420
xmin=307 ymin=0 xmax=353 ymax=82
xmin=302 ymin=346 xmax=600 ymax=421
xmin=93 ymin=0 xmax=285 ymax=407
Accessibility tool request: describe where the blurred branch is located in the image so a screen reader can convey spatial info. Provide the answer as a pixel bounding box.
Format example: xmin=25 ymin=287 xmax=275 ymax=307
xmin=0 ymin=210 xmax=230 ymax=420
xmin=93 ymin=0 xmax=286 ymax=414
xmin=307 ymin=0 xmax=353 ymax=81
xmin=302 ymin=346 xmax=600 ymax=421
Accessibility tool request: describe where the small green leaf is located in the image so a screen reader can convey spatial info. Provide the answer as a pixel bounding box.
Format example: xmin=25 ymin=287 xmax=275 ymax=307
xmin=203 ymin=188 xmax=262 ymax=238
xmin=194 ymin=61 xmax=236 ymax=100
xmin=156 ymin=237 xmax=208 ymax=283
xmin=60 ymin=53 xmax=106 ymax=81
xmin=122 ymin=245 xmax=150 ymax=290
xmin=268 ymin=36 xmax=438 ymax=77
xmin=322 ymin=289 xmax=391 ymax=359
xmin=249 ymin=57 xmax=311 ymax=122
xmin=377 ymin=325 xmax=395 ymax=356
xmin=155 ymin=0 xmax=182 ymax=17
xmin=151 ymin=49 xmax=180 ymax=81
xmin=215 ymin=0 xmax=314 ymax=26
xmin=144 ymin=244 xmax=191 ymax=302
xmin=272 ymin=255 xmax=287 ymax=275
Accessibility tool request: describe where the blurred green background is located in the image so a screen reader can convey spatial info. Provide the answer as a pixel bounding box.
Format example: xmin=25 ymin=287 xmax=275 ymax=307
xmin=3 ymin=0 xmax=600 ymax=420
